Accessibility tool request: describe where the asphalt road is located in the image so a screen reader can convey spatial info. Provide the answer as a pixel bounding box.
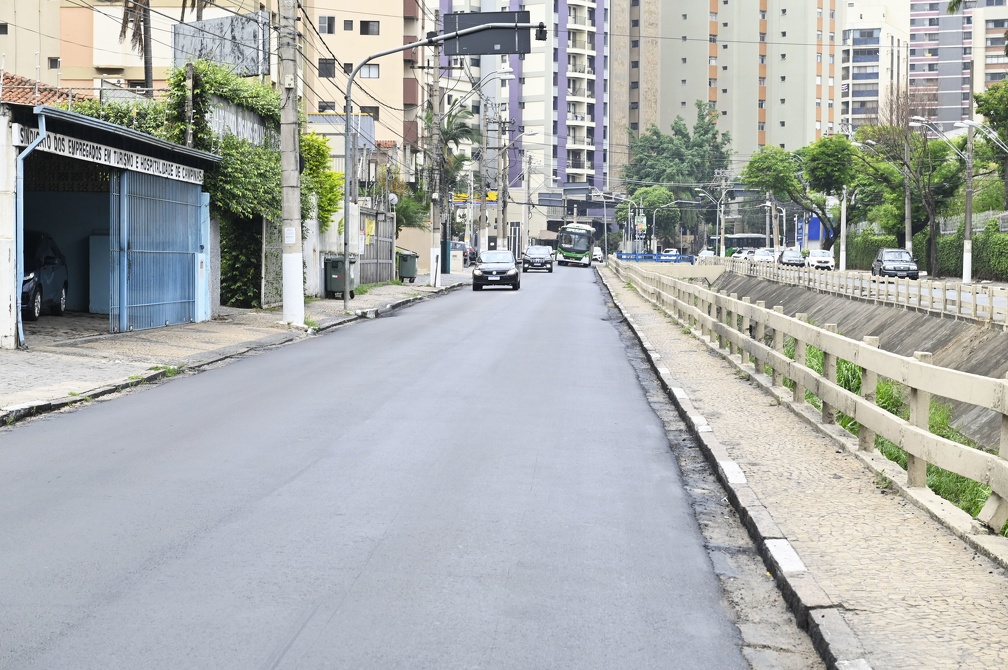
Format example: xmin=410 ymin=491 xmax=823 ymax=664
xmin=0 ymin=265 xmax=748 ymax=669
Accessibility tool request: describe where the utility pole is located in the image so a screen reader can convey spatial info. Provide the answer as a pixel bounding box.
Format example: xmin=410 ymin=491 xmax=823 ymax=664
xmin=478 ymin=113 xmax=488 ymax=254
xmin=500 ymin=120 xmax=512 ymax=253
xmin=964 ymin=60 xmax=975 ymax=284
xmin=523 ymin=151 xmax=532 ymax=252
xmin=839 ymin=184 xmax=848 ymax=271
xmin=765 ymin=193 xmax=772 ymax=249
xmin=904 ymin=139 xmax=912 ymax=255
xmin=279 ymin=0 xmax=304 ymax=325
xmin=430 ymin=10 xmax=444 ymax=284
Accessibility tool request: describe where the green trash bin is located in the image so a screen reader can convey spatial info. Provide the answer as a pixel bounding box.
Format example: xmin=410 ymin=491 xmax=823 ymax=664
xmin=324 ymin=255 xmax=357 ymax=299
xmin=398 ymin=250 xmax=419 ymax=283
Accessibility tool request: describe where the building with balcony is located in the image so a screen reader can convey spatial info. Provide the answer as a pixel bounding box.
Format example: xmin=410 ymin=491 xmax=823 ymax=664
xmin=839 ymin=2 xmax=910 ymax=133
xmin=620 ymin=1 xmax=845 ymax=173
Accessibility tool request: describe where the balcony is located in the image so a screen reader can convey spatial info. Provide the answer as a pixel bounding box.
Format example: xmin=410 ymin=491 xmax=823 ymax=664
xmin=403 ymin=78 xmax=419 ymax=106
xmin=403 ymin=120 xmax=419 ymax=145
xmin=403 ymin=37 xmax=418 ymax=63
xmin=568 ymin=39 xmax=589 ymax=52
xmin=567 ymin=113 xmax=591 ymax=124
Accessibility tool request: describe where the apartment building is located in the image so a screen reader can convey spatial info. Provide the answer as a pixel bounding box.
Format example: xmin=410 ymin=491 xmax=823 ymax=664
xmin=626 ymin=1 xmax=845 ymax=175
xmin=0 ymin=1 xmax=63 ymax=87
xmin=434 ymin=0 xmax=609 ymax=245
xmin=908 ymin=1 xmax=1008 ymax=130
xmin=839 ymin=1 xmax=910 ymax=133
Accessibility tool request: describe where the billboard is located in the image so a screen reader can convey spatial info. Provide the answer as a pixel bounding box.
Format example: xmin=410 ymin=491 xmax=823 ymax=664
xmin=173 ymin=11 xmax=271 ymax=77
xmin=443 ymin=11 xmax=532 ymax=56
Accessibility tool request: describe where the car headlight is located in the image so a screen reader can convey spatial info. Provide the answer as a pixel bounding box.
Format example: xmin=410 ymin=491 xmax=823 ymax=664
xmin=505 ymin=268 xmax=517 ymax=276
xmin=23 ymin=272 xmax=35 ymax=281
xmin=473 ymin=269 xmax=483 ymax=276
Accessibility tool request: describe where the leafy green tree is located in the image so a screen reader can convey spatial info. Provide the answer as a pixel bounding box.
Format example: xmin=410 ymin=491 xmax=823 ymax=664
xmin=613 ymin=186 xmax=679 ymax=250
xmin=974 ymin=82 xmax=1008 ymax=209
xmin=622 ymin=101 xmax=730 ymax=249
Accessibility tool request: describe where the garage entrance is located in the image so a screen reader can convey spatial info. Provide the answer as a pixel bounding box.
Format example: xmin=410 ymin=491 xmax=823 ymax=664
xmin=3 ymin=105 xmax=219 ymax=349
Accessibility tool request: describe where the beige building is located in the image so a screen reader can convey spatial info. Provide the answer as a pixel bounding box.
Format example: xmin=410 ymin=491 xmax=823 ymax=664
xmin=1 ymin=0 xmax=63 ymax=87
xmin=839 ymin=1 xmax=910 ymax=133
xmin=621 ymin=0 xmax=846 ymax=179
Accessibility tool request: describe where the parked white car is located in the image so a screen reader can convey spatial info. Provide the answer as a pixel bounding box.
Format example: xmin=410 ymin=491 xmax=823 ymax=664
xmin=806 ymin=249 xmax=835 ymax=270
xmin=752 ymin=248 xmax=775 ymax=263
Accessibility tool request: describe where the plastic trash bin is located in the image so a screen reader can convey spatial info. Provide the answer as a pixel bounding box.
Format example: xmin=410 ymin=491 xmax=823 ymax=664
xmin=324 ymin=255 xmax=357 ymax=299
xmin=398 ymin=250 xmax=419 ymax=283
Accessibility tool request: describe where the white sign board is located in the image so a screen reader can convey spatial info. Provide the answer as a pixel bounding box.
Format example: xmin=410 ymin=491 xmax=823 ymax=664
xmin=11 ymin=124 xmax=204 ymax=185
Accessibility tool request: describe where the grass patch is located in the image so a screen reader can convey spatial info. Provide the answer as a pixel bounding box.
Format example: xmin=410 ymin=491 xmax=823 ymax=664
xmin=354 ymin=281 xmax=397 ymax=297
xmin=681 ymin=326 xmax=692 ymax=335
xmin=304 ymin=317 xmax=319 ymax=330
xmin=773 ymin=326 xmax=1003 ymax=534
xmin=150 ymin=365 xmax=182 ymax=378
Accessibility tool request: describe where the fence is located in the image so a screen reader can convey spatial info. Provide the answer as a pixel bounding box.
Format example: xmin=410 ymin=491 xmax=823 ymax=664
xmin=702 ymin=257 xmax=1008 ymax=328
xmin=612 ymin=258 xmax=1008 ymax=535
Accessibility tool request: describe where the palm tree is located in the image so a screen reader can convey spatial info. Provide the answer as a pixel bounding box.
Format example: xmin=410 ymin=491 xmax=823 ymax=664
xmin=180 ymin=0 xmax=210 ymax=22
xmin=119 ymin=1 xmax=153 ymax=93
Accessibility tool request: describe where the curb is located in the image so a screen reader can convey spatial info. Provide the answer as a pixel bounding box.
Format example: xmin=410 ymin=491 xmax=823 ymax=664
xmin=2 ymin=282 xmax=467 ymax=428
xmin=596 ymin=268 xmax=873 ymax=670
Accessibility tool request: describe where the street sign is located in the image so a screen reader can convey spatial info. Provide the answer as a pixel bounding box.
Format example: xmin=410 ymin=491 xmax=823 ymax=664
xmin=635 ymin=215 xmax=646 ymax=232
xmin=443 ymin=11 xmax=532 ymax=56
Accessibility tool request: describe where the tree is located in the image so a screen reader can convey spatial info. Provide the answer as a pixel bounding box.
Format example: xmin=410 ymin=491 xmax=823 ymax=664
xmin=180 ymin=0 xmax=210 ymax=22
xmin=613 ymin=186 xmax=679 ymax=250
xmin=119 ymin=1 xmax=153 ymax=92
xmin=622 ymin=101 xmax=730 ymax=250
xmin=974 ymin=82 xmax=1008 ymax=209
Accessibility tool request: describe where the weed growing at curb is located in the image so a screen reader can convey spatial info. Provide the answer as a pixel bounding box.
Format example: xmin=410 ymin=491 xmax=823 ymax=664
xmin=304 ymin=317 xmax=319 ymax=330
xmin=150 ymin=365 xmax=182 ymax=378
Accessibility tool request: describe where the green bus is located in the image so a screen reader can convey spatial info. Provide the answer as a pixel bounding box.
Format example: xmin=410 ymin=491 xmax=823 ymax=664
xmin=556 ymin=223 xmax=594 ymax=266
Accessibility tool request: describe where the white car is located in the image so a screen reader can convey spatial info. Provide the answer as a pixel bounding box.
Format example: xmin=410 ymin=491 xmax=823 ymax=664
xmin=806 ymin=249 xmax=835 ymax=270
xmin=591 ymin=246 xmax=604 ymax=262
xmin=752 ymin=248 xmax=775 ymax=263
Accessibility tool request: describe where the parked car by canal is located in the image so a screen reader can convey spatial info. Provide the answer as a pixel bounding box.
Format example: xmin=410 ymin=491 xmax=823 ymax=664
xmin=806 ymin=249 xmax=835 ymax=270
xmin=777 ymin=248 xmax=805 ymax=267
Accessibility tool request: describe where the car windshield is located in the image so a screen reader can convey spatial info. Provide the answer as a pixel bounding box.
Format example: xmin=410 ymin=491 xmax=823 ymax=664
xmin=810 ymin=250 xmax=830 ymax=258
xmin=883 ymin=250 xmax=912 ymax=262
xmin=754 ymin=249 xmax=773 ymax=258
xmin=526 ymin=247 xmax=549 ymax=256
xmin=782 ymin=251 xmax=801 ymax=259
xmin=480 ymin=251 xmax=513 ymax=264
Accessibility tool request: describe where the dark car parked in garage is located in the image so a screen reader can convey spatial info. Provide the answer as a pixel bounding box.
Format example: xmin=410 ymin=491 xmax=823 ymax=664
xmin=871 ymin=248 xmax=919 ymax=280
xmin=472 ymin=250 xmax=520 ymax=290
xmin=21 ymin=230 xmax=69 ymax=321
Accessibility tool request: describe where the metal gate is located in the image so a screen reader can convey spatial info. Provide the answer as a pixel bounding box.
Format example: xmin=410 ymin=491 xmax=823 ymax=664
xmin=110 ymin=171 xmax=202 ymax=332
xmin=261 ymin=218 xmax=283 ymax=307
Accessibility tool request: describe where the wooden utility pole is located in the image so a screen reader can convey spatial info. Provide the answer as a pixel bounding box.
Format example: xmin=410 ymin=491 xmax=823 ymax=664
xmin=279 ymin=0 xmax=304 ymax=324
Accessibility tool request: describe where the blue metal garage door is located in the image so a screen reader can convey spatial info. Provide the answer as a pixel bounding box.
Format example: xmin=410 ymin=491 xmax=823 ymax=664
xmin=109 ymin=171 xmax=203 ymax=332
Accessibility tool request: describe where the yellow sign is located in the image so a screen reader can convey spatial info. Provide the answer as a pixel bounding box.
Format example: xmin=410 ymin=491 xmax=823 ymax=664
xmin=453 ymin=191 xmax=499 ymax=203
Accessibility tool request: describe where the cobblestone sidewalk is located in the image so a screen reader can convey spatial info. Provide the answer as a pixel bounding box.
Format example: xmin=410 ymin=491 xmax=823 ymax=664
xmin=598 ymin=266 xmax=1008 ymax=669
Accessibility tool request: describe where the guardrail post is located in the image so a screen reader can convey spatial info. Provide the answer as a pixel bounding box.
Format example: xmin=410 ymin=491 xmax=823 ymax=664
xmin=754 ymin=301 xmax=766 ymax=376
xmin=772 ymin=306 xmax=784 ymax=387
xmin=977 ymin=372 xmax=1008 ymax=532
xmin=741 ymin=297 xmax=752 ymax=365
xmin=859 ymin=336 xmax=880 ymax=451
xmin=793 ymin=313 xmax=808 ymax=404
xmin=728 ymin=293 xmax=738 ymax=356
xmin=907 ymin=351 xmax=932 ymax=488
xmin=821 ymin=323 xmax=838 ymax=423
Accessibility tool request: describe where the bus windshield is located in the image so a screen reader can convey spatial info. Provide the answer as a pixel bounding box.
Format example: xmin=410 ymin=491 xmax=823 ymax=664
xmin=559 ymin=230 xmax=591 ymax=252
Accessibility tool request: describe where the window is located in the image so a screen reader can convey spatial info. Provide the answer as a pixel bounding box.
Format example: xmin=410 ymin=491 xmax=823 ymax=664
xmin=721 ymin=88 xmax=727 ymax=93
xmin=780 ymin=98 xmax=785 ymax=104
xmin=343 ymin=20 xmax=353 ymax=31
xmin=758 ymin=122 xmax=766 ymax=130
xmin=780 ymin=121 xmax=786 ymax=127
xmin=361 ymin=106 xmax=379 ymax=121
xmin=48 ymin=57 xmax=60 ymax=70
xmin=781 ymin=53 xmax=787 ymax=60
xmin=343 ymin=63 xmax=353 ymax=74
xmin=319 ymin=58 xmax=336 ymax=78
xmin=780 ymin=75 xmax=786 ymax=81
xmin=360 ymin=64 xmax=380 ymax=78
xmin=758 ymin=100 xmax=765 ymax=108
xmin=632 ymin=40 xmax=639 ymax=48
xmin=781 ymin=31 xmax=787 ymax=37
xmin=631 ymin=61 xmax=639 ymax=68
xmin=681 ymin=101 xmax=687 ymax=107
xmin=360 ymin=21 xmax=380 ymax=35
xmin=319 ymin=16 xmax=335 ymax=34
xmin=630 ymin=101 xmax=639 ymax=109
xmin=760 ymin=33 xmax=766 ymax=42
xmin=0 ymin=24 xmax=8 ymax=35
xmin=318 ymin=101 xmax=336 ymax=112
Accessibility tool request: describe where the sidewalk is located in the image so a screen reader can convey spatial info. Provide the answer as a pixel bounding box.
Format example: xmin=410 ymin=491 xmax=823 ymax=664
xmin=598 ymin=265 xmax=1008 ymax=670
xmin=0 ymin=272 xmax=470 ymax=421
